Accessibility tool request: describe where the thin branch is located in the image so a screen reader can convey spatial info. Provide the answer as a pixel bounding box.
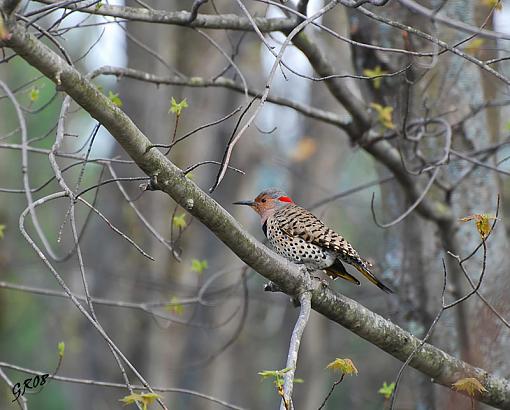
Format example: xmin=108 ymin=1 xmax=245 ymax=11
xmin=317 ymin=374 xmax=345 ymax=410
xmin=0 ymin=362 xmax=245 ymax=410
xmin=32 ymin=0 xmax=297 ymax=31
xmin=398 ymin=0 xmax=510 ymax=41
xmin=280 ymin=291 xmax=312 ymax=410
xmin=370 ymin=166 xmax=440 ymax=228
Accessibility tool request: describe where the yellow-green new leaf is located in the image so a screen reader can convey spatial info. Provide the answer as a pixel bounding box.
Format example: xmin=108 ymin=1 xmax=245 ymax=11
xmin=166 ymin=296 xmax=185 ymax=315
xmin=172 ymin=213 xmax=187 ymax=229
xmin=120 ymin=392 xmax=162 ymax=410
xmin=191 ymin=259 xmax=208 ymax=274
xmin=0 ymin=224 xmax=5 ymax=239
xmin=108 ymin=91 xmax=123 ymax=107
xmin=370 ymin=103 xmax=395 ymax=129
xmin=258 ymin=368 xmax=292 ymax=380
xmin=362 ymin=66 xmax=387 ymax=89
xmin=452 ymin=378 xmax=487 ymax=396
xmin=326 ymin=358 xmax=358 ymax=375
xmin=378 ymin=381 xmax=395 ymax=399
xmin=169 ymin=97 xmax=188 ymax=116
xmin=29 ymin=87 xmax=40 ymax=102
xmin=58 ymin=341 xmax=65 ymax=358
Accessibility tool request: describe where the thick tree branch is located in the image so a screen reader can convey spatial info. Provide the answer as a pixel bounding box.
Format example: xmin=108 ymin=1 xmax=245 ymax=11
xmin=2 ymin=20 xmax=510 ymax=410
xmin=33 ymin=0 xmax=297 ymax=32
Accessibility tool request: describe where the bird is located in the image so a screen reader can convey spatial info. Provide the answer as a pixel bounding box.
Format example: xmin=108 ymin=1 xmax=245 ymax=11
xmin=234 ymin=188 xmax=393 ymax=293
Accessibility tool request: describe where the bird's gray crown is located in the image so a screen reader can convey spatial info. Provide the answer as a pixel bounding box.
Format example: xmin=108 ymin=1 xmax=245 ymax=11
xmin=259 ymin=188 xmax=289 ymax=199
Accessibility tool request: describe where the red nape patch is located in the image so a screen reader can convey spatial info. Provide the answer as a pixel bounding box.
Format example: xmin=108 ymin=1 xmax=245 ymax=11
xmin=278 ymin=196 xmax=293 ymax=203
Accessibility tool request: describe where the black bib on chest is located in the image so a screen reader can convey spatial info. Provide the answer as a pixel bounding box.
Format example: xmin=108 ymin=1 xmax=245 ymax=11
xmin=262 ymin=221 xmax=268 ymax=237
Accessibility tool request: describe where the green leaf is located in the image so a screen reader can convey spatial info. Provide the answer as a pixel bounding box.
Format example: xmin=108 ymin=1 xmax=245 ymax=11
xmin=108 ymin=91 xmax=123 ymax=107
xmin=166 ymin=296 xmax=185 ymax=315
xmin=58 ymin=341 xmax=65 ymax=358
xmin=169 ymin=97 xmax=188 ymax=116
xmin=370 ymin=103 xmax=395 ymax=129
xmin=326 ymin=358 xmax=358 ymax=375
xmin=191 ymin=259 xmax=208 ymax=274
xmin=362 ymin=66 xmax=387 ymax=89
xmin=29 ymin=87 xmax=40 ymax=102
xmin=172 ymin=213 xmax=187 ymax=229
xmin=378 ymin=381 xmax=395 ymax=399
xmin=0 ymin=224 xmax=5 ymax=239
xmin=95 ymin=1 xmax=103 ymax=10
xmin=120 ymin=392 xmax=161 ymax=410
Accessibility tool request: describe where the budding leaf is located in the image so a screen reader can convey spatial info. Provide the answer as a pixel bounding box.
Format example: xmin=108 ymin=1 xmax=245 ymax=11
xmin=370 ymin=103 xmax=395 ymax=129
xmin=29 ymin=87 xmax=40 ymax=102
xmin=0 ymin=224 xmax=5 ymax=239
xmin=108 ymin=91 xmax=123 ymax=107
xmin=459 ymin=213 xmax=496 ymax=239
xmin=452 ymin=378 xmax=487 ymax=396
xmin=172 ymin=213 xmax=187 ymax=229
xmin=191 ymin=259 xmax=208 ymax=274
xmin=378 ymin=382 xmax=395 ymax=399
xmin=363 ymin=66 xmax=387 ymax=89
xmin=120 ymin=392 xmax=161 ymax=410
xmin=258 ymin=367 xmax=292 ymax=379
xmin=169 ymin=97 xmax=188 ymax=116
xmin=326 ymin=358 xmax=358 ymax=375
xmin=58 ymin=341 xmax=65 ymax=358
xmin=166 ymin=296 xmax=184 ymax=315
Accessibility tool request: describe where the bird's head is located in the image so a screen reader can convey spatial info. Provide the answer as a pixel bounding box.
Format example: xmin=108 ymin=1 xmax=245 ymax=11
xmin=233 ymin=188 xmax=294 ymax=222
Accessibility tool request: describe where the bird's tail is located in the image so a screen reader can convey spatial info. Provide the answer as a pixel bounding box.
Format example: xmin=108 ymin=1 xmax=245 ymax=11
xmin=325 ymin=260 xmax=360 ymax=286
xmin=353 ymin=263 xmax=394 ymax=294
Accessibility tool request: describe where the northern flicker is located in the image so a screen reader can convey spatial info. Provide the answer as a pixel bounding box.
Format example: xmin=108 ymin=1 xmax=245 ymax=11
xmin=234 ymin=188 xmax=393 ymax=293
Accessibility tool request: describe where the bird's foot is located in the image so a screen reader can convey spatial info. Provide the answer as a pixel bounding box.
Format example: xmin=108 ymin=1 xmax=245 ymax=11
xmin=263 ymin=281 xmax=282 ymax=293
xmin=318 ymin=278 xmax=330 ymax=289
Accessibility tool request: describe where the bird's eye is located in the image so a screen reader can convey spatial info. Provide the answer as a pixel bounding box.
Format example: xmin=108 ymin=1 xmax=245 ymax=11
xmin=261 ymin=198 xmax=267 ymax=203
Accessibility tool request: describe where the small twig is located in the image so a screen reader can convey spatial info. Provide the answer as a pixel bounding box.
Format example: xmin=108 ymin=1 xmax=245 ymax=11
xmin=370 ymin=166 xmax=440 ymax=228
xmin=183 ymin=160 xmax=245 ymax=175
xmin=280 ymin=291 xmax=312 ymax=410
xmin=317 ymin=374 xmax=345 ymax=410
xmin=187 ymin=0 xmax=208 ymax=24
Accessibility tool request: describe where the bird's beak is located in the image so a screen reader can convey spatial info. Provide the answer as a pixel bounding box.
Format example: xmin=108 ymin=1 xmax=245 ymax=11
xmin=233 ymin=199 xmax=256 ymax=207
